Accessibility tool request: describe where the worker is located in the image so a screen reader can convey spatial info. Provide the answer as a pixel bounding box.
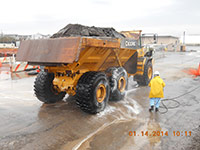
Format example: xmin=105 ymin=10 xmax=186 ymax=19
xmin=148 ymin=71 xmax=165 ymax=112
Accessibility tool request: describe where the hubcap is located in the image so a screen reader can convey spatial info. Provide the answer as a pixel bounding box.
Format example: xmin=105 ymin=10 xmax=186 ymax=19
xmin=148 ymin=67 xmax=153 ymax=79
xmin=96 ymin=84 xmax=106 ymax=103
xmin=118 ymin=76 xmax=126 ymax=92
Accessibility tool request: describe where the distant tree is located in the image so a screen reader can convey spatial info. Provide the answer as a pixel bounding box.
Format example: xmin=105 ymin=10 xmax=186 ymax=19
xmin=0 ymin=36 xmax=16 ymax=43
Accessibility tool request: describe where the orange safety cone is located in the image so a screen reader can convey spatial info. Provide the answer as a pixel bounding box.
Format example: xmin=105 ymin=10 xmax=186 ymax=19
xmin=0 ymin=61 xmax=2 ymax=67
xmin=189 ymin=63 xmax=200 ymax=76
xmin=185 ymin=63 xmax=200 ymax=77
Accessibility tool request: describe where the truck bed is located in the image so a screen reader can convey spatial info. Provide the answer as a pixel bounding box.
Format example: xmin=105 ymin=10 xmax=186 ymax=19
xmin=16 ymin=37 xmax=122 ymax=64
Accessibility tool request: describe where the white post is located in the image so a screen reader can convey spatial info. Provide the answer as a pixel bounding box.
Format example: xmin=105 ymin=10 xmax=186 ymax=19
xmin=13 ymin=54 xmax=15 ymax=64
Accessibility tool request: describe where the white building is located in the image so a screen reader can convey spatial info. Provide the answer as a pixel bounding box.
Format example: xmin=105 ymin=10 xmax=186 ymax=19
xmin=180 ymin=34 xmax=200 ymax=45
xmin=31 ymin=33 xmax=50 ymax=39
xmin=142 ymin=35 xmax=180 ymax=51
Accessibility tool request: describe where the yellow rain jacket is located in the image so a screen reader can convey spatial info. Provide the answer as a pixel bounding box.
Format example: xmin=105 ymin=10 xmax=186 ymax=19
xmin=149 ymin=76 xmax=165 ymax=98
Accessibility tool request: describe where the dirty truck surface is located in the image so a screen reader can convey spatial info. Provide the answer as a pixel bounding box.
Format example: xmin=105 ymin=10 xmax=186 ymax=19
xmin=0 ymin=51 xmax=200 ymax=150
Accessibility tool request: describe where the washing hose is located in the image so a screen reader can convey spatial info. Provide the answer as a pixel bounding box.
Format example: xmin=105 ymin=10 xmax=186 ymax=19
xmin=158 ymin=85 xmax=200 ymax=114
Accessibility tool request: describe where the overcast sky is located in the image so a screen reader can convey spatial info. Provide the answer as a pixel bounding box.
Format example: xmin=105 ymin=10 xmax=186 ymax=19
xmin=0 ymin=0 xmax=199 ymax=37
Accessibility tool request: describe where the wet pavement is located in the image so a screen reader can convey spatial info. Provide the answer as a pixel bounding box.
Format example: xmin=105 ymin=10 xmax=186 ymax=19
xmin=0 ymin=51 xmax=200 ymax=150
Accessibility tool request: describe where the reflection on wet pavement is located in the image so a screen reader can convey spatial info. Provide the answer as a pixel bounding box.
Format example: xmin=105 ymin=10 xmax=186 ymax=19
xmin=147 ymin=114 xmax=162 ymax=149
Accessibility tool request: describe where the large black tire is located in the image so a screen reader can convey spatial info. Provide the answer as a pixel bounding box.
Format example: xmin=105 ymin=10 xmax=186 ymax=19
xmin=34 ymin=71 xmax=66 ymax=103
xmin=106 ymin=67 xmax=128 ymax=101
xmin=75 ymin=72 xmax=110 ymax=114
xmin=135 ymin=61 xmax=153 ymax=86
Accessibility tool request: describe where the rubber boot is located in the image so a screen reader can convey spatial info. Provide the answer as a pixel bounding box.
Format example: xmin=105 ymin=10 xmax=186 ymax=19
xmin=155 ymin=108 xmax=159 ymax=112
xmin=149 ymin=106 xmax=154 ymax=112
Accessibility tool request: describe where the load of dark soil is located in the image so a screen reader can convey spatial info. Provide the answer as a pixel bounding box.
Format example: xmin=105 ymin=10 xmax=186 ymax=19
xmin=51 ymin=24 xmax=125 ymax=38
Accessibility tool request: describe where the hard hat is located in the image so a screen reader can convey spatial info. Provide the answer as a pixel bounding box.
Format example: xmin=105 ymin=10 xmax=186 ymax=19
xmin=154 ymin=71 xmax=160 ymax=76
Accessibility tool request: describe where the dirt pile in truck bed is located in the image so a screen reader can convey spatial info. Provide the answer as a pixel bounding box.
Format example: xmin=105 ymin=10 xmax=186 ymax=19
xmin=51 ymin=24 xmax=125 ymax=38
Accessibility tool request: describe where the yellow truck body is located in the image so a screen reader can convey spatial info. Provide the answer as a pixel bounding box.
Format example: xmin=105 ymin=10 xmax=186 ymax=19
xmin=17 ymin=34 xmax=153 ymax=114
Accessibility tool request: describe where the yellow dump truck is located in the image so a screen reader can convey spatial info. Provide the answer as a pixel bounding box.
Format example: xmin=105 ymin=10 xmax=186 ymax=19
xmin=16 ymin=30 xmax=153 ymax=114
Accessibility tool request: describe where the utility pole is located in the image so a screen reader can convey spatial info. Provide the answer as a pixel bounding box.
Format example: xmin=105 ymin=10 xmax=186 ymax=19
xmin=183 ymin=31 xmax=185 ymax=44
xmin=181 ymin=31 xmax=186 ymax=52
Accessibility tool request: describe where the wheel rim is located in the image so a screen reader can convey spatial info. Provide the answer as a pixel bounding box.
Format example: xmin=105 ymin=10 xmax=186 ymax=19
xmin=118 ymin=76 xmax=126 ymax=92
xmin=148 ymin=67 xmax=153 ymax=79
xmin=96 ymin=84 xmax=106 ymax=103
xmin=50 ymin=84 xmax=60 ymax=95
